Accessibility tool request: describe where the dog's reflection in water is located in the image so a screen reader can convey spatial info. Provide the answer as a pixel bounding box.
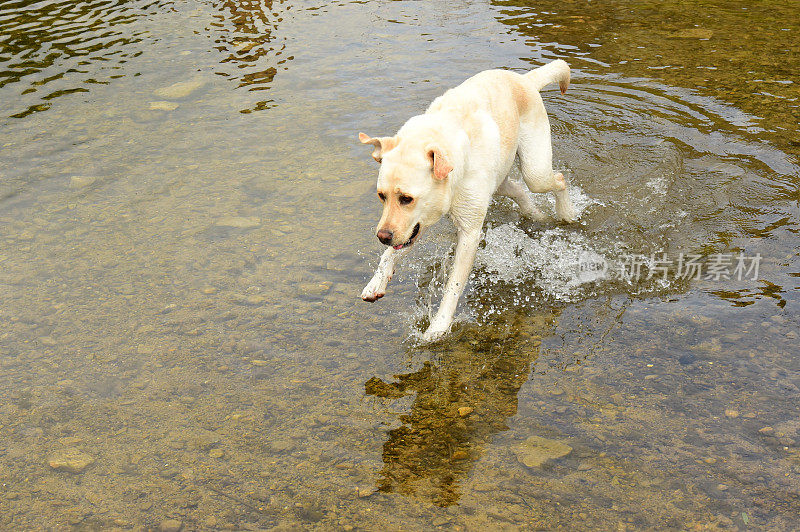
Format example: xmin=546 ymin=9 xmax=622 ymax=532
xmin=365 ymin=310 xmax=559 ymax=507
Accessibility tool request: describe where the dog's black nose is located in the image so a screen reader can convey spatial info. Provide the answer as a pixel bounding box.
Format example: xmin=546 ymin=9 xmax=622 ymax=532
xmin=377 ymin=229 xmax=393 ymax=245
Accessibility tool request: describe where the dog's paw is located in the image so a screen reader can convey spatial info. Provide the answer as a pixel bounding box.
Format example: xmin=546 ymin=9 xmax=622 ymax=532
xmin=553 ymin=176 xmax=577 ymax=223
xmin=421 ymin=320 xmax=450 ymax=342
xmin=421 ymin=329 xmax=445 ymax=342
xmin=421 ymin=328 xmax=448 ymax=343
xmin=556 ymin=209 xmax=577 ymax=223
xmin=361 ymin=286 xmax=385 ymax=302
xmin=556 ymin=203 xmax=577 ymax=223
xmin=522 ymin=205 xmax=547 ymax=222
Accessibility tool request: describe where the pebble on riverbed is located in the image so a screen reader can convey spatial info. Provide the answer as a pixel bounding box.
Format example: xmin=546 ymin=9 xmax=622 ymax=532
xmin=47 ymin=448 xmax=95 ymax=473
xmin=244 ymin=294 xmax=268 ymax=305
xmin=158 ymin=519 xmax=183 ymax=532
xmin=215 ymin=216 xmax=261 ymax=229
xmin=69 ymin=176 xmax=96 ymax=189
xmin=297 ymin=282 xmax=331 ymax=297
xmin=356 ymin=485 xmax=377 ymax=498
xmin=514 ymin=436 xmax=572 ymax=468
xmin=452 ymin=450 xmax=469 ymax=460
xmin=149 ymin=101 xmax=179 ymax=111
xmin=153 ymin=78 xmax=207 ymax=99
xmin=669 ymin=28 xmax=713 ymax=39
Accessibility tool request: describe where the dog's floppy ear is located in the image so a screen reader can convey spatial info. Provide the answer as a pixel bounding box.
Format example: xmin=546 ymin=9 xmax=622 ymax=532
xmin=427 ymin=146 xmax=453 ymax=180
xmin=359 ymin=133 xmax=398 ymax=163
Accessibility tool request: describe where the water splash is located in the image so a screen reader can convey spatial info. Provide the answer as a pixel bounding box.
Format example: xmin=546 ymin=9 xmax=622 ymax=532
xmin=475 ymin=223 xmax=609 ymax=301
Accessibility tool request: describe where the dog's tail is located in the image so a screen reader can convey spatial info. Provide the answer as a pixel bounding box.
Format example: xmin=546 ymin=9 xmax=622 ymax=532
xmin=524 ymin=59 xmax=570 ymax=94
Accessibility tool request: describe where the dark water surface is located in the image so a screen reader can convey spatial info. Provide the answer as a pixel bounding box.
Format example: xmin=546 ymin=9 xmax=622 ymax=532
xmin=1 ymin=0 xmax=799 ymax=530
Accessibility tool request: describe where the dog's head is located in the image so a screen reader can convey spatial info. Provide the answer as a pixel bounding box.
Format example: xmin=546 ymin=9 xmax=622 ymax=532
xmin=359 ymin=131 xmax=454 ymax=249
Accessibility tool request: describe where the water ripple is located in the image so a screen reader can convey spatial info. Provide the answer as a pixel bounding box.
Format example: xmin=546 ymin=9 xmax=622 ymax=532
xmin=0 ymin=0 xmax=172 ymax=119
xmin=203 ymin=0 xmax=293 ymax=113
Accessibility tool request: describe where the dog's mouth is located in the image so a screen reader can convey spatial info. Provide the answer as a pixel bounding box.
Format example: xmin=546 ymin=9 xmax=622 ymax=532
xmin=393 ymin=223 xmax=420 ymax=250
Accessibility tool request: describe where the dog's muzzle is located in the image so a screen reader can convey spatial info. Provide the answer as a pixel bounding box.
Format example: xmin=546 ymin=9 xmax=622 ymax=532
xmin=392 ymin=223 xmax=420 ymax=250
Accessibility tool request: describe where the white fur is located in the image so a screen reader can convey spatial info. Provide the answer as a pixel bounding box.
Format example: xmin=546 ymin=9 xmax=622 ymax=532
xmin=359 ymin=60 xmax=577 ymax=341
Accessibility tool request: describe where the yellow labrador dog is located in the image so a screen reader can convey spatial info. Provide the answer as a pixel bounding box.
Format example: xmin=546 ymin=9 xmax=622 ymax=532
xmin=359 ymin=60 xmax=577 ymax=341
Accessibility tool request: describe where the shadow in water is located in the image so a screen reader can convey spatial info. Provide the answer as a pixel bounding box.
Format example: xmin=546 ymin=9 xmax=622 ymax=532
xmin=365 ymin=310 xmax=560 ymax=506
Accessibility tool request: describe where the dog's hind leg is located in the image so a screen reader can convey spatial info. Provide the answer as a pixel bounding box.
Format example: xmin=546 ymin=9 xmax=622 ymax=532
xmin=496 ymin=177 xmax=546 ymax=221
xmin=361 ymin=246 xmax=410 ymax=302
xmin=517 ymin=120 xmax=577 ymax=223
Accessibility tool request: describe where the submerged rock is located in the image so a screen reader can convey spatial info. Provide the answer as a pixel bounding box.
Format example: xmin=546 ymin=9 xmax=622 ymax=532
xmin=153 ymin=78 xmax=207 ymax=99
xmin=149 ymin=101 xmax=179 ymax=111
xmin=215 ymin=216 xmax=261 ymax=229
xmin=356 ymin=484 xmax=377 ymax=498
xmin=245 ymin=294 xmax=268 ymax=305
xmin=69 ymin=176 xmax=96 ymax=189
xmin=159 ymin=519 xmax=183 ymax=532
xmin=514 ymin=436 xmax=572 ymax=467
xmin=452 ymin=450 xmax=469 ymax=460
xmin=670 ymin=28 xmax=713 ymax=39
xmin=298 ymin=282 xmax=330 ymax=296
xmin=47 ymin=448 xmax=95 ymax=473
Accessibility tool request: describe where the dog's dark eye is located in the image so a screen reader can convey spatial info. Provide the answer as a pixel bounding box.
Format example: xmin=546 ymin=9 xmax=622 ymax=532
xmin=378 ymin=192 xmax=386 ymax=202
xmin=398 ymin=195 xmax=414 ymax=205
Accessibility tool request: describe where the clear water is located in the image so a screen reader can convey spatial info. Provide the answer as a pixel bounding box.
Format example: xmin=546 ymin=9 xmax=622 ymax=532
xmin=1 ymin=0 xmax=799 ymax=529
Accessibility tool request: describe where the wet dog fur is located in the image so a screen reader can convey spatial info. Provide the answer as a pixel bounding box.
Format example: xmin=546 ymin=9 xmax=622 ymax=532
xmin=359 ymin=60 xmax=577 ymax=341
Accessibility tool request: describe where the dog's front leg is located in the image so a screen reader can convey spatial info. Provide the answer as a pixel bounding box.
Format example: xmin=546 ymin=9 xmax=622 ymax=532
xmin=422 ymin=227 xmax=482 ymax=341
xmin=361 ymin=246 xmax=409 ymax=302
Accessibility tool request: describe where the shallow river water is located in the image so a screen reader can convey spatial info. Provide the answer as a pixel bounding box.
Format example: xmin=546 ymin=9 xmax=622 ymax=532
xmin=1 ymin=0 xmax=799 ymax=530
